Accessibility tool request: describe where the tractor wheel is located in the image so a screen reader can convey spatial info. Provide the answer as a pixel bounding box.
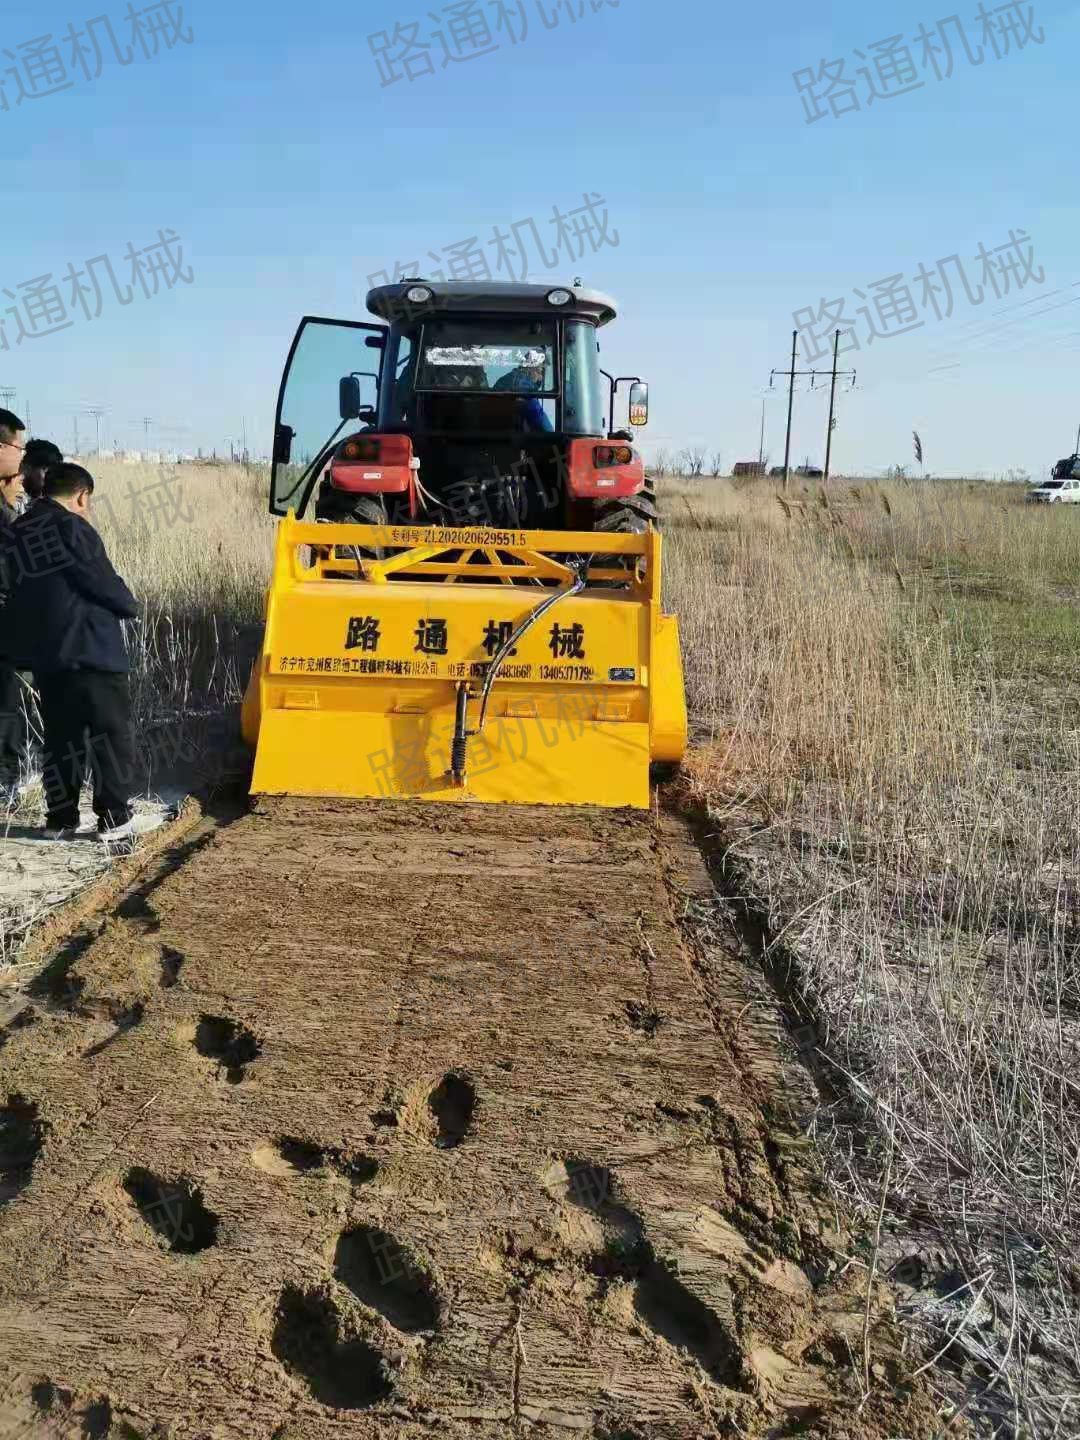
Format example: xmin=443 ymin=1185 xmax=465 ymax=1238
xmin=591 ymin=482 xmax=660 ymax=535
xmin=326 ymin=494 xmax=388 ymax=563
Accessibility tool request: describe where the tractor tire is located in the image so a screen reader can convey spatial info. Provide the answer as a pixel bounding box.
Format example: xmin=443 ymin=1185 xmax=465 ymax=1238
xmin=591 ymin=482 xmax=660 ymax=535
xmin=326 ymin=494 xmax=388 ymax=563
xmin=590 ymin=485 xmax=660 ymax=586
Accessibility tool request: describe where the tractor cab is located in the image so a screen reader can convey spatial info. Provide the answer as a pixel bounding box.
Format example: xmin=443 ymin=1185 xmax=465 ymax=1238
xmin=270 ymin=281 xmax=652 ymax=535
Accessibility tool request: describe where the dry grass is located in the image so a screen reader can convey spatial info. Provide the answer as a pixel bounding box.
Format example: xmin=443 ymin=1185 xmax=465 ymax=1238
xmin=83 ymin=460 xmax=275 ymax=782
xmin=665 ymin=473 xmax=1080 ymax=1435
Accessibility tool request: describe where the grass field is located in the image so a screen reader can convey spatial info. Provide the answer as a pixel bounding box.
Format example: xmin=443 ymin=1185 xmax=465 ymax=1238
xmin=10 ymin=457 xmax=1080 ymax=1429
xmin=665 ymin=473 xmax=1080 ymax=1433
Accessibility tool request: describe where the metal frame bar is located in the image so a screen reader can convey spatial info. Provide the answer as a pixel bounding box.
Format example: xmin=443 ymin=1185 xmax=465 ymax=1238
xmin=279 ymin=514 xmax=655 ymax=595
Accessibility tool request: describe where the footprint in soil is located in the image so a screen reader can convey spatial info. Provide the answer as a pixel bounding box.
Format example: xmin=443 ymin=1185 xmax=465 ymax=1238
xmin=0 ymin=1094 xmax=45 ymax=1203
xmin=427 ymin=1071 xmax=475 ymax=1148
xmin=82 ymin=1002 xmax=145 ymax=1060
xmin=192 ymin=1015 xmax=261 ymax=1083
xmin=123 ymin=1167 xmax=219 ymax=1253
xmin=0 ymin=1003 xmax=37 ymax=1053
xmin=252 ymin=1136 xmax=378 ymax=1185
xmin=271 ymin=1223 xmax=441 ymax=1410
xmin=160 ymin=946 xmax=185 ymax=988
xmin=272 ymin=1287 xmax=394 ymax=1409
xmin=551 ymin=1158 xmax=748 ymax=1391
xmin=30 ymin=1381 xmax=154 ymax=1438
xmin=334 ymin=1223 xmax=442 ymax=1333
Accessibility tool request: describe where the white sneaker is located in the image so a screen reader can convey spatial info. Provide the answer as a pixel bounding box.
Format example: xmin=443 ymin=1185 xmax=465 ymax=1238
xmin=96 ymin=813 xmax=163 ymax=844
xmin=43 ymin=825 xmax=80 ymax=842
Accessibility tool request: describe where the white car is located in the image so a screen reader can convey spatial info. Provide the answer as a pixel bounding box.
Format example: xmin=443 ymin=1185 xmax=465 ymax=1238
xmin=1027 ymin=477 xmax=1080 ymax=504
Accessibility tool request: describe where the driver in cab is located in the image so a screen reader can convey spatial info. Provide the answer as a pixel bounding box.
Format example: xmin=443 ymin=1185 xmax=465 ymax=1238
xmin=493 ymin=349 xmax=554 ymax=434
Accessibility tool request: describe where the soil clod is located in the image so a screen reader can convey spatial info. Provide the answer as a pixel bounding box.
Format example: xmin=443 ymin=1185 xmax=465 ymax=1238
xmin=427 ymin=1071 xmax=475 ymax=1148
xmin=123 ymin=1167 xmax=219 ymax=1253
xmin=0 ymin=1094 xmax=45 ymax=1202
xmin=334 ymin=1224 xmax=440 ymax=1333
xmin=193 ymin=1014 xmax=260 ymax=1083
xmin=271 ymin=1286 xmax=394 ymax=1408
xmin=625 ymin=1001 xmax=663 ymax=1035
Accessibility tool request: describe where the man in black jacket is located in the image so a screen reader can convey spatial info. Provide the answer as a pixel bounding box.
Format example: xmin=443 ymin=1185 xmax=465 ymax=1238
xmin=5 ymin=462 xmax=142 ymax=840
xmin=0 ymin=407 xmax=28 ymax=789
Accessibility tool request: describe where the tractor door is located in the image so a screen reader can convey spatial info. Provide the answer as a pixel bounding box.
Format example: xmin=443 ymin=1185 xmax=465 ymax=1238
xmin=270 ymin=317 xmax=387 ymax=517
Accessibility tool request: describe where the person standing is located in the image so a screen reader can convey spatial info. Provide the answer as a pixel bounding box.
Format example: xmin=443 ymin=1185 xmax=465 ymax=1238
xmin=0 ymin=408 xmax=28 ymax=790
xmin=19 ymin=439 xmax=64 ymax=508
xmin=6 ymin=462 xmax=151 ymax=841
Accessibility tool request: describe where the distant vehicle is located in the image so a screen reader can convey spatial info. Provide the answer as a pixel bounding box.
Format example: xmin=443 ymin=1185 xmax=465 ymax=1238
xmin=1051 ymin=453 xmax=1080 ymax=480
xmin=733 ymin=460 xmax=765 ymax=477
xmin=1027 ymin=476 xmax=1080 ymax=504
xmin=766 ymin=463 xmax=823 ymax=479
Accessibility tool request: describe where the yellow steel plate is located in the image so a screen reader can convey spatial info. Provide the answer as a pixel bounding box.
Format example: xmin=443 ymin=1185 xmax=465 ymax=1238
xmin=250 ymin=709 xmax=651 ymax=809
xmin=267 ymin=583 xmax=646 ymax=688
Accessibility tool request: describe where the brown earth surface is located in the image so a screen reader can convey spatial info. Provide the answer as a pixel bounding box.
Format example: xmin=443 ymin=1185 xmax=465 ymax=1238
xmin=0 ymin=798 xmax=940 ymax=1439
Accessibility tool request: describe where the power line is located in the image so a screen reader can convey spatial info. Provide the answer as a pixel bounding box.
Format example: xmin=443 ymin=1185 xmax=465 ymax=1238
xmin=769 ymin=331 xmax=855 ymax=490
xmin=85 ymin=406 xmax=106 ymax=453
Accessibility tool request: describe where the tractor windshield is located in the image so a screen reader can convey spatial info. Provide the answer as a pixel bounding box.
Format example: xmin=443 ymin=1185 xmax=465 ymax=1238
xmin=416 ymin=318 xmax=557 ymax=393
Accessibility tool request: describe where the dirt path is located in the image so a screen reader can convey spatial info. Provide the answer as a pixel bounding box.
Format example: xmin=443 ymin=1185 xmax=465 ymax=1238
xmin=0 ymin=800 xmax=938 ymax=1439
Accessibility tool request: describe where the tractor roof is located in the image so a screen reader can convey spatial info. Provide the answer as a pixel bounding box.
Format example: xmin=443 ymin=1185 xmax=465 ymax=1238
xmin=366 ymin=280 xmax=618 ymax=327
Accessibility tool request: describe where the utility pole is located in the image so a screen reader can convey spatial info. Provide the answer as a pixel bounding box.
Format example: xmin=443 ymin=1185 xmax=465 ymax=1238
xmin=758 ymin=398 xmax=766 ymax=467
xmin=782 ymin=331 xmax=796 ymax=490
xmin=770 ymin=332 xmax=857 ymax=490
xmin=769 ymin=331 xmax=811 ymax=491
xmin=86 ymin=406 xmax=105 ymax=453
xmin=0 ymin=387 xmax=15 ymax=412
xmin=73 ymin=413 xmax=79 ymax=455
xmin=823 ymin=330 xmax=857 ymax=488
xmin=141 ymin=416 xmax=154 ymax=452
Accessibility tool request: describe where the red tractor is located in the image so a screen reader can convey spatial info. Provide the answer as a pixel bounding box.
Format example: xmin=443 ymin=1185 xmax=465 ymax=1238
xmin=269 ymin=280 xmax=656 ymax=540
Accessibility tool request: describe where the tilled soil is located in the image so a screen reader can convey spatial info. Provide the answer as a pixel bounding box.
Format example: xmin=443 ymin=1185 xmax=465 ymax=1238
xmin=0 ymin=799 xmax=939 ymax=1439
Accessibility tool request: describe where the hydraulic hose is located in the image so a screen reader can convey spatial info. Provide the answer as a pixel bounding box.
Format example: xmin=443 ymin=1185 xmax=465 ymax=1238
xmin=476 ymin=554 xmax=591 ymax=732
xmin=446 ymin=554 xmax=592 ymax=784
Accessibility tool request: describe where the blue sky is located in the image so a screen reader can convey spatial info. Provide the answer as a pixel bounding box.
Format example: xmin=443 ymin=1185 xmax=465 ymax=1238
xmin=0 ymin=0 xmax=1077 ymax=478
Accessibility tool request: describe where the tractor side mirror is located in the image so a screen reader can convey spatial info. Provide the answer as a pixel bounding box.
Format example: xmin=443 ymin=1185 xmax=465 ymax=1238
xmin=628 ymin=381 xmax=649 ymax=427
xmin=273 ymin=424 xmax=294 ymax=465
xmin=339 ymin=375 xmax=363 ymax=420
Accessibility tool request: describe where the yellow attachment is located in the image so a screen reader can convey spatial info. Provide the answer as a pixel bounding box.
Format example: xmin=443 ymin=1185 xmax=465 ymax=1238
xmin=241 ymin=515 xmax=687 ymax=809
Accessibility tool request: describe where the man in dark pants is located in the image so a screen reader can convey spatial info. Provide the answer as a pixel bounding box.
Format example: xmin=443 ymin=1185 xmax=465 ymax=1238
xmin=0 ymin=407 xmax=28 ymax=790
xmin=5 ymin=462 xmax=149 ymax=841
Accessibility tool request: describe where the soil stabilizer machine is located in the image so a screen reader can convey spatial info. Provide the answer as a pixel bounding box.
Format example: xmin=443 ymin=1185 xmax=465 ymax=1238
xmin=242 ymin=280 xmax=686 ymax=808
